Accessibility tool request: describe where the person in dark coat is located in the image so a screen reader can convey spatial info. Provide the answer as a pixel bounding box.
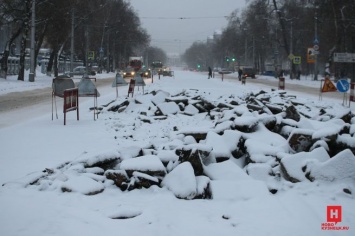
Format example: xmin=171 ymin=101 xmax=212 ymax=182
xmin=238 ymin=68 xmax=243 ymax=81
xmin=208 ymin=67 xmax=212 ymax=79
xmin=297 ymin=69 xmax=301 ymax=80
xmin=279 ymin=69 xmax=284 ymax=78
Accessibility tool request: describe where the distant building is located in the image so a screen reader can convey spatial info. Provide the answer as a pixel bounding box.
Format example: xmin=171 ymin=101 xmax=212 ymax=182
xmin=167 ymin=53 xmax=181 ymax=66
xmin=213 ymin=30 xmax=222 ymax=41
xmin=207 ymin=35 xmax=214 ymax=45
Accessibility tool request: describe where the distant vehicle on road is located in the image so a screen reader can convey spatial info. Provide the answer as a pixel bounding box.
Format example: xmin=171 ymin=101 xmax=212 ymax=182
xmin=129 ymin=56 xmax=143 ymax=71
xmin=242 ymin=67 xmax=256 ymax=78
xmin=151 ymin=61 xmax=163 ymax=74
xmin=139 ymin=68 xmax=151 ymax=78
xmin=161 ymin=67 xmax=174 ymax=77
xmin=123 ymin=67 xmax=136 ymax=78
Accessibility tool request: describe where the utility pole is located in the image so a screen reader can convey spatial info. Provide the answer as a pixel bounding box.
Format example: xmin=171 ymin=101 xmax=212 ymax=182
xmin=290 ymin=21 xmax=293 ymax=56
xmin=290 ymin=19 xmax=294 ymax=79
xmin=290 ymin=20 xmax=293 ymax=79
xmin=252 ymin=36 xmax=255 ymax=69
xmin=70 ymin=8 xmax=74 ymax=77
xmin=29 ymin=0 xmax=35 ymax=82
xmin=314 ymin=13 xmax=319 ymax=81
xmin=84 ymin=23 xmax=89 ymax=77
xmin=281 ymin=17 xmax=297 ymax=79
xmin=244 ymin=34 xmax=247 ymax=65
xmin=106 ymin=33 xmax=109 ymax=72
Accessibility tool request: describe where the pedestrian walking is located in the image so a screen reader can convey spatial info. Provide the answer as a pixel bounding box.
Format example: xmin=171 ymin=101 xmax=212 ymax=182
xmin=238 ymin=68 xmax=243 ymax=81
xmin=208 ymin=67 xmax=212 ymax=79
xmin=297 ymin=69 xmax=301 ymax=80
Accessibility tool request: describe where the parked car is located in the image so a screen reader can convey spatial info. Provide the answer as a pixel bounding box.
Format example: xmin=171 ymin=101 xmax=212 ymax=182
xmin=123 ymin=67 xmax=135 ymax=78
xmin=242 ymin=67 xmax=256 ymax=78
xmin=90 ymin=64 xmax=99 ymax=73
xmin=72 ymin=66 xmax=96 ymax=76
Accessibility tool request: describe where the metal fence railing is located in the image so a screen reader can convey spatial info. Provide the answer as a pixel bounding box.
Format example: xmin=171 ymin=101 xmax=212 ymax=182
xmin=0 ymin=57 xmax=83 ymax=78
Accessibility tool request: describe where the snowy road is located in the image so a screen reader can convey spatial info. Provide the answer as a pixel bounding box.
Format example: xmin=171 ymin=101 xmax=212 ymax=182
xmin=0 ymin=77 xmax=115 ymax=128
xmin=0 ymin=77 xmax=115 ymax=113
xmin=220 ymin=73 xmax=346 ymax=101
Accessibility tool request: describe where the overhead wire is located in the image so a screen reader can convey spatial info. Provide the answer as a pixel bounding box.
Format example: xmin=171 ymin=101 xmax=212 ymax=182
xmin=141 ymin=16 xmax=228 ymax=20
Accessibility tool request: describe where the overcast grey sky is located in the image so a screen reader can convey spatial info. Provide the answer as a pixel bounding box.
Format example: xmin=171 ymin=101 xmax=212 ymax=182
xmin=128 ymin=0 xmax=246 ymax=54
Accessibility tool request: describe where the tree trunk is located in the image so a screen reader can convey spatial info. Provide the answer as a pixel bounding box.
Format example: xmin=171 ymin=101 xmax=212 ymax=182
xmin=47 ymin=50 xmax=55 ymax=76
xmin=272 ymin=0 xmax=290 ymax=57
xmin=17 ymin=26 xmax=29 ymax=81
xmin=17 ymin=0 xmax=31 ymax=81
xmin=1 ymin=28 xmax=22 ymax=79
xmin=54 ymin=50 xmax=59 ymax=77
xmin=35 ymin=22 xmax=48 ymax=67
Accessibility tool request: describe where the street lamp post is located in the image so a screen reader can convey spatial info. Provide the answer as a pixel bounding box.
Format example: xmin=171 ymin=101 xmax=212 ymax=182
xmin=70 ymin=8 xmax=74 ymax=77
xmin=289 ymin=19 xmax=294 ymax=79
xmin=281 ymin=17 xmax=297 ymax=79
xmin=245 ymin=33 xmax=247 ymax=65
xmin=100 ymin=24 xmax=108 ymax=72
xmin=29 ymin=0 xmax=36 ymax=82
xmin=84 ymin=23 xmax=89 ymax=77
xmin=314 ymin=13 xmax=319 ymax=81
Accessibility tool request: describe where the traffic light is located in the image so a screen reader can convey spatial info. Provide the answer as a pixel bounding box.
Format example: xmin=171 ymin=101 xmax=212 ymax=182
xmin=232 ymin=57 xmax=236 ymax=62
xmin=197 ymin=64 xmax=201 ymax=69
xmin=225 ymin=57 xmax=230 ymax=62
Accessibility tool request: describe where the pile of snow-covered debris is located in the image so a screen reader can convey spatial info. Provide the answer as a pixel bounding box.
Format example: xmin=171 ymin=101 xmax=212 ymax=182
xmin=26 ymin=88 xmax=355 ymax=199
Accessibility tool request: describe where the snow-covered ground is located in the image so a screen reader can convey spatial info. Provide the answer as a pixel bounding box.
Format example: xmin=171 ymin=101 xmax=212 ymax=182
xmin=0 ymin=68 xmax=354 ymax=236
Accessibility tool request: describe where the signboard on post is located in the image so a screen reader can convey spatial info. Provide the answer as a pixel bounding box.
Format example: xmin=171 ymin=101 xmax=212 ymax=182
xmin=333 ymin=53 xmax=355 ymax=63
xmin=321 ymin=78 xmax=337 ymax=93
xmin=307 ymin=48 xmax=316 ymax=63
xmin=78 ymin=78 xmax=100 ymax=121
xmin=52 ymin=77 xmax=75 ymax=121
xmin=128 ymin=79 xmax=136 ymax=97
xmin=63 ymin=88 xmax=79 ymax=125
xmin=293 ymin=56 xmax=301 ymax=65
xmin=88 ymin=51 xmax=95 ymax=60
xmin=336 ymin=79 xmax=350 ymax=92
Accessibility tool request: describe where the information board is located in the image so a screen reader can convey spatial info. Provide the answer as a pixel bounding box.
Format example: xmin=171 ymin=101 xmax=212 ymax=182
xmin=334 ymin=53 xmax=355 ymax=63
xmin=128 ymin=79 xmax=136 ymax=97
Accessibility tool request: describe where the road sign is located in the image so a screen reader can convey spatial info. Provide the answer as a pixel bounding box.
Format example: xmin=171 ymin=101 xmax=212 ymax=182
xmin=336 ymin=79 xmax=350 ymax=92
xmin=321 ymin=78 xmax=337 ymax=93
xmin=313 ymin=45 xmax=319 ymax=51
xmin=288 ymin=53 xmax=295 ymax=60
xmin=88 ymin=51 xmax=95 ymax=60
xmin=333 ymin=53 xmax=355 ymax=63
xmin=307 ymin=48 xmax=316 ymax=63
xmin=313 ymin=37 xmax=319 ymax=45
xmin=293 ymin=56 xmax=301 ymax=64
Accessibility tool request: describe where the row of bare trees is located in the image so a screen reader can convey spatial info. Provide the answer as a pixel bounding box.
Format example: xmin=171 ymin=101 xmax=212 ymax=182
xmin=0 ymin=0 xmax=156 ymax=80
xmin=183 ymin=0 xmax=355 ymax=80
